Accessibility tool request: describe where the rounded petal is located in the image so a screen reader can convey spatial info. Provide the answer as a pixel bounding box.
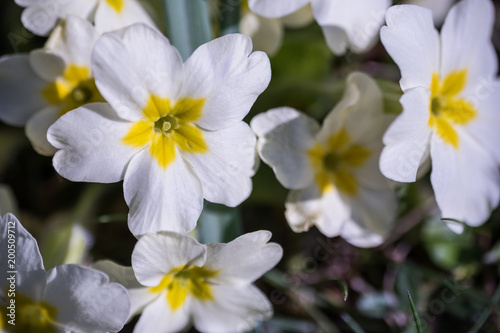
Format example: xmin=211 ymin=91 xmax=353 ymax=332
xmin=48 ymin=103 xmax=138 ymax=183
xmin=132 ymin=232 xmax=206 ymax=286
xmin=44 ymin=264 xmax=130 ymax=332
xmin=285 ymin=184 xmax=322 ymax=233
xmin=29 ymin=50 xmax=65 ymax=82
xmin=320 ymin=25 xmax=349 ymax=55
xmin=316 ymin=189 xmax=351 ymax=237
xmin=406 ymin=0 xmax=455 ymax=25
xmin=192 ymin=284 xmax=273 ymax=333
xmin=251 ymin=107 xmax=319 ymax=190
xmin=248 ymin=0 xmax=310 ymax=18
xmin=134 ymin=293 xmax=190 ymax=333
xmin=0 ymin=54 xmax=48 ymax=126
xmin=123 ymin=152 xmax=204 ymax=236
xmin=93 ymin=260 xmax=143 ymax=289
xmin=379 ymin=87 xmax=432 ymax=182
xmin=204 ymin=231 xmax=283 ymax=286
xmin=180 ymin=122 xmax=256 ymax=207
xmin=380 ymin=5 xmax=440 ymax=91
xmin=94 ymin=0 xmax=156 ymax=34
xmin=182 ymin=34 xmax=271 ymax=130
xmin=92 ymin=24 xmax=184 ymax=122
xmin=25 ymin=106 xmax=59 ymax=156
xmin=430 ymin=130 xmax=500 ymax=227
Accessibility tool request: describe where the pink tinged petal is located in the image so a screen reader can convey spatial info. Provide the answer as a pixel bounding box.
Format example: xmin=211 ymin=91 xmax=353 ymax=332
xmin=124 ymin=152 xmax=204 ymax=236
xmin=380 ymin=5 xmax=440 ymax=91
xmin=180 ymin=122 xmax=256 ymax=207
xmin=248 ymin=0 xmax=310 ymax=18
xmin=48 ymin=103 xmax=138 ymax=183
xmin=1 ymin=213 xmax=46 ymax=300
xmin=25 ymin=106 xmax=59 ymax=156
xmin=94 ymin=0 xmax=156 ymax=34
xmin=251 ymin=107 xmax=319 ymax=190
xmin=182 ymin=34 xmax=271 ymax=130
xmin=379 ymin=87 xmax=432 ymax=182
xmin=430 ymin=130 xmax=500 ymax=227
xmin=0 ymin=54 xmax=48 ymax=126
xmin=92 ymin=24 xmax=183 ymax=122
xmin=134 ymin=293 xmax=190 ymax=333
xmin=440 ymin=0 xmax=497 ymax=92
xmin=132 ymin=232 xmax=207 ymax=287
xmin=204 ymin=231 xmax=283 ymax=286
xmin=44 ymin=264 xmax=130 ymax=332
xmin=285 ymin=184 xmax=323 ymax=233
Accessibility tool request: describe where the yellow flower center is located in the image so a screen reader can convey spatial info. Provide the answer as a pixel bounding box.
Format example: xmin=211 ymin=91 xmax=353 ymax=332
xmin=103 ymin=0 xmax=124 ymax=13
xmin=308 ymin=127 xmax=371 ymax=196
xmin=122 ymin=94 xmax=208 ymax=169
xmin=149 ymin=265 xmax=218 ymax=311
xmin=42 ymin=64 xmax=104 ymax=117
xmin=1 ymin=293 xmax=58 ymax=333
xmin=428 ymin=69 xmax=477 ymax=149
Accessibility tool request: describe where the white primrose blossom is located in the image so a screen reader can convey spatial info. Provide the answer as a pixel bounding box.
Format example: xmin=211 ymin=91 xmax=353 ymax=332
xmin=94 ymin=230 xmax=283 ymax=333
xmin=15 ymin=0 xmax=155 ymax=36
xmin=47 ymin=24 xmax=271 ymax=237
xmin=251 ymin=73 xmax=397 ymax=247
xmin=0 ymin=16 xmax=102 ymax=155
xmin=248 ymin=0 xmax=391 ymax=55
xmin=0 ymin=213 xmax=130 ymax=332
xmin=379 ymin=0 xmax=500 ymax=229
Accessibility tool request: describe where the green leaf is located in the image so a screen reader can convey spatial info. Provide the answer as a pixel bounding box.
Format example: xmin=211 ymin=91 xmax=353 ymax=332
xmin=407 ymin=290 xmax=424 ymax=333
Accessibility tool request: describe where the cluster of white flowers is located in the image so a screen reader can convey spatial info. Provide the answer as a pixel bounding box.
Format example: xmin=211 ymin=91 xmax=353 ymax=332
xmin=0 ymin=0 xmax=499 ymax=331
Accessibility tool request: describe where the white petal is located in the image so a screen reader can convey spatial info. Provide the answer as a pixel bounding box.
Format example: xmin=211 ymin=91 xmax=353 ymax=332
xmin=192 ymin=284 xmax=273 ymax=333
xmin=248 ymin=0 xmax=310 ymax=18
xmin=25 ymin=106 xmax=59 ymax=156
xmin=182 ymin=34 xmax=271 ymax=130
xmin=93 ymin=260 xmax=142 ymax=289
xmin=181 ymin=122 xmax=256 ymax=207
xmin=406 ymin=0 xmax=454 ymax=25
xmin=48 ymin=103 xmax=138 ymax=183
xmin=44 ymin=264 xmax=130 ymax=332
xmin=316 ymin=189 xmax=352 ymax=237
xmin=430 ymin=130 xmax=500 ymax=227
xmin=440 ymin=0 xmax=497 ymax=93
xmin=379 ymin=87 xmax=432 ymax=182
xmin=281 ymin=4 xmax=314 ymax=28
xmin=134 ymin=293 xmax=190 ymax=333
xmin=132 ymin=232 xmax=207 ymax=287
xmin=94 ymin=0 xmax=156 ymax=34
xmin=380 ymin=5 xmax=440 ymax=91
xmin=127 ymin=287 xmax=159 ymax=322
xmin=0 ymin=54 xmax=48 ymax=126
xmin=285 ymin=184 xmax=322 ymax=233
xmin=204 ymin=231 xmax=283 ymax=286
xmin=29 ymin=50 xmax=65 ymax=82
xmin=320 ymin=25 xmax=349 ymax=55
xmin=240 ymin=12 xmax=283 ymax=56
xmin=124 ymin=152 xmax=204 ymax=236
xmin=251 ymin=107 xmax=319 ymax=190
xmin=92 ymin=24 xmax=183 ymax=122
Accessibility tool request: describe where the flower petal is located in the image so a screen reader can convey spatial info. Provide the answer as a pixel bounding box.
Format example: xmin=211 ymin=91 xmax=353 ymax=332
xmin=93 ymin=260 xmax=143 ymax=289
xmin=251 ymin=107 xmax=319 ymax=190
xmin=48 ymin=103 xmax=138 ymax=183
xmin=133 ymin=293 xmax=190 ymax=333
xmin=285 ymin=184 xmax=323 ymax=233
xmin=29 ymin=50 xmax=65 ymax=82
xmin=94 ymin=0 xmax=156 ymax=34
xmin=25 ymin=106 xmax=59 ymax=156
xmin=248 ymin=0 xmax=310 ymax=18
xmin=240 ymin=12 xmax=283 ymax=56
xmin=182 ymin=34 xmax=271 ymax=130
xmin=44 ymin=264 xmax=130 ymax=332
xmin=380 ymin=4 xmax=440 ymax=91
xmin=132 ymin=232 xmax=207 ymax=287
xmin=92 ymin=24 xmax=183 ymax=122
xmin=316 ymin=189 xmax=352 ymax=237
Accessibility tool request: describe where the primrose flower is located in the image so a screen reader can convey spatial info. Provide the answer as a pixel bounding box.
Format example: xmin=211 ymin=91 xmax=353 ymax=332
xmin=0 ymin=16 xmax=102 ymax=155
xmin=248 ymin=0 xmax=391 ymax=55
xmin=379 ymin=0 xmax=500 ymax=228
xmin=15 ymin=0 xmax=155 ymax=36
xmin=406 ymin=0 xmax=455 ymax=25
xmin=0 ymin=213 xmax=130 ymax=332
xmin=48 ymin=24 xmax=270 ymax=236
xmin=251 ymin=73 xmax=397 ymax=247
xmin=94 ymin=230 xmax=283 ymax=333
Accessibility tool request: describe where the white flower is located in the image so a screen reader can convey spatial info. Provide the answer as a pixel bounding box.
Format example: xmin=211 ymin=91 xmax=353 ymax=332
xmin=15 ymin=0 xmax=155 ymax=36
xmin=94 ymin=230 xmax=283 ymax=333
xmin=379 ymin=0 xmax=500 ymax=227
xmin=0 ymin=213 xmax=130 ymax=332
xmin=248 ymin=0 xmax=391 ymax=55
xmin=0 ymin=16 xmax=102 ymax=155
xmin=251 ymin=72 xmax=397 ymax=247
xmin=47 ymin=24 xmax=271 ymax=237
xmin=406 ymin=0 xmax=455 ymax=25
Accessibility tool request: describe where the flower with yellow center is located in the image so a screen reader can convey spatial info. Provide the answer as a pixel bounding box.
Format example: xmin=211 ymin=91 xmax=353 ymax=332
xmin=16 ymin=0 xmax=155 ymax=36
xmin=0 ymin=213 xmax=130 ymax=333
xmin=251 ymin=72 xmax=397 ymax=247
xmin=94 ymin=230 xmax=283 ymax=333
xmin=48 ymin=24 xmax=271 ymax=236
xmin=380 ymin=0 xmax=500 ymax=228
xmin=0 ymin=17 xmax=103 ymax=155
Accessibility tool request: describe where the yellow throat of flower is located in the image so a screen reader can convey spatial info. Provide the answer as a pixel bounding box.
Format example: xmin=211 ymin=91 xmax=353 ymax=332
xmin=149 ymin=265 xmax=219 ymax=311
xmin=103 ymin=0 xmax=125 ymax=13
xmin=1 ymin=293 xmax=58 ymax=333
